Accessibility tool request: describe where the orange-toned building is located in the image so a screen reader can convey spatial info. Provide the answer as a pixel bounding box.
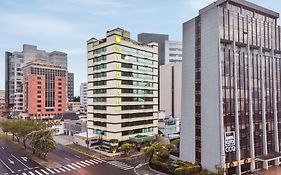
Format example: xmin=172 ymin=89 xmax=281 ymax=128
xmin=23 ymin=62 xmax=67 ymax=118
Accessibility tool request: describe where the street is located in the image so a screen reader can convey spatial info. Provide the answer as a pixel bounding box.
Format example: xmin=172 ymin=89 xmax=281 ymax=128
xmin=0 ymin=139 xmax=43 ymax=175
xmin=0 ymin=139 xmax=136 ymax=175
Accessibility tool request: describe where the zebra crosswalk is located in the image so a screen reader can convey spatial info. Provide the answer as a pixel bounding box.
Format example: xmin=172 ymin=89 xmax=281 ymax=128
xmin=10 ymin=158 xmax=106 ymax=175
xmin=107 ymin=161 xmax=134 ymax=171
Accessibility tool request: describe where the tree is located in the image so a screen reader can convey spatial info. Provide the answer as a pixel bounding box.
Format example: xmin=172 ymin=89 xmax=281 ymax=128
xmin=119 ymin=143 xmax=135 ymax=155
xmin=0 ymin=119 xmax=47 ymax=148
xmin=165 ymin=143 xmax=176 ymax=152
xmin=171 ymin=139 xmax=180 ymax=148
xmin=26 ymin=129 xmax=56 ymax=158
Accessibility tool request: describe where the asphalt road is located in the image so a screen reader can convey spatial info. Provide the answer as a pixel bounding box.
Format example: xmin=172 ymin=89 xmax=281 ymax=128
xmin=0 ymin=139 xmax=136 ymax=175
xmin=0 ymin=139 xmax=43 ymax=175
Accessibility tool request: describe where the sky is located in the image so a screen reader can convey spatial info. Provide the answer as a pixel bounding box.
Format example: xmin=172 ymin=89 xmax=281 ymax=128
xmin=0 ymin=0 xmax=280 ymax=96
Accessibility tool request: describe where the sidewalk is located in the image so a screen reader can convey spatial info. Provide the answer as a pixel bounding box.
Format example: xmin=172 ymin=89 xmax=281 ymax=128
xmin=135 ymin=163 xmax=164 ymax=175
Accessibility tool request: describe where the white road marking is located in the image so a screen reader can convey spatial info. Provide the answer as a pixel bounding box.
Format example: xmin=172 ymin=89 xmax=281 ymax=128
xmin=34 ymin=170 xmax=43 ymax=175
xmin=28 ymin=172 xmax=36 ymax=175
xmin=67 ymin=164 xmax=76 ymax=170
xmin=89 ymin=159 xmax=100 ymax=164
xmin=76 ymin=162 xmax=86 ymax=167
xmin=71 ymin=163 xmax=81 ymax=168
xmin=62 ymin=166 xmax=71 ymax=171
xmin=22 ymin=173 xmax=27 ymax=175
xmin=1 ymin=146 xmax=4 ymax=149
xmin=95 ymin=158 xmax=106 ymax=162
xmin=74 ymin=155 xmax=81 ymax=158
xmin=0 ymin=158 xmax=14 ymax=173
xmin=11 ymin=154 xmax=31 ymax=169
xmin=92 ymin=159 xmax=104 ymax=163
xmin=45 ymin=168 xmax=55 ymax=174
xmin=40 ymin=169 xmax=49 ymax=175
xmin=107 ymin=161 xmax=134 ymax=170
xmin=58 ymin=167 xmax=66 ymax=172
xmin=53 ymin=168 xmax=61 ymax=173
xmin=84 ymin=160 xmax=95 ymax=165
xmin=64 ymin=157 xmax=70 ymax=161
xmin=8 ymin=158 xmax=14 ymax=164
xmin=80 ymin=160 xmax=90 ymax=166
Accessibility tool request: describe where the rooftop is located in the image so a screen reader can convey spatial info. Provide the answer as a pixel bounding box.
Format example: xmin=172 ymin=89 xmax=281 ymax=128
xmin=199 ymin=0 xmax=279 ymax=18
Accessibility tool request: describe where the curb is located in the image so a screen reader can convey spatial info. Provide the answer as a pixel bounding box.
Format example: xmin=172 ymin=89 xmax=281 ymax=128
xmin=134 ymin=163 xmax=148 ymax=175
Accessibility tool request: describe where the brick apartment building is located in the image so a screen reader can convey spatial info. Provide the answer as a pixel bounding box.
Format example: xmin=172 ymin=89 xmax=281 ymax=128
xmin=23 ymin=62 xmax=67 ymax=118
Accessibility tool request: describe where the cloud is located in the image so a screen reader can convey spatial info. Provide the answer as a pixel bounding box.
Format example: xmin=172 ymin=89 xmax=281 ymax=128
xmin=184 ymin=0 xmax=215 ymax=10
xmin=0 ymin=11 xmax=88 ymax=41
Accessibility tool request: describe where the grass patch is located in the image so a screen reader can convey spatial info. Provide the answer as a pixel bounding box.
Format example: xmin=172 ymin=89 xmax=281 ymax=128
xmin=66 ymin=144 xmax=95 ymax=157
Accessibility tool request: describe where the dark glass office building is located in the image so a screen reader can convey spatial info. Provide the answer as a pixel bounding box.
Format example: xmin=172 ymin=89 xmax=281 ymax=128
xmin=181 ymin=0 xmax=281 ymax=174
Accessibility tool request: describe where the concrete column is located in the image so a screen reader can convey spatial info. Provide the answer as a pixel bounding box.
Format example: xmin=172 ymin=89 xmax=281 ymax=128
xmin=233 ymin=42 xmax=241 ymax=175
xmin=218 ymin=38 xmax=225 ymax=169
xmin=260 ymin=48 xmax=268 ymax=170
xmin=272 ymin=51 xmax=280 ymax=153
xmin=275 ymin=158 xmax=280 ymax=166
xmin=263 ymin=161 xmax=268 ymax=170
xmin=247 ymin=45 xmax=255 ymax=171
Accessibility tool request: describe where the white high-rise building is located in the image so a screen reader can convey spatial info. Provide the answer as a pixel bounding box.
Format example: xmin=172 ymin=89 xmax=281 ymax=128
xmin=80 ymin=82 xmax=88 ymax=109
xmin=164 ymin=40 xmax=182 ymax=64
xmin=87 ymin=28 xmax=158 ymax=146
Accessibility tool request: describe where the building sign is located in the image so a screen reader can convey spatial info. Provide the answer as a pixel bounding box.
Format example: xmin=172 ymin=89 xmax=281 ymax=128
xmin=225 ymin=131 xmax=236 ymax=153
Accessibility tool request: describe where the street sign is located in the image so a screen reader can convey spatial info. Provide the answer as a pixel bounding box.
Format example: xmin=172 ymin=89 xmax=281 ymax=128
xmin=225 ymin=131 xmax=236 ymax=153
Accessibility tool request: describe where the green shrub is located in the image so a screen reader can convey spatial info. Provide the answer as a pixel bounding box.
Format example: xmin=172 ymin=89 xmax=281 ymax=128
xmin=174 ymin=167 xmax=190 ymax=175
xmin=150 ymin=157 xmax=174 ymax=175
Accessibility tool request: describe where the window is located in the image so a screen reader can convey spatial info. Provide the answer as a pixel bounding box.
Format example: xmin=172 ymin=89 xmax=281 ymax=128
xmin=38 ymin=86 xmax=41 ymax=89
xmin=122 ymin=105 xmax=153 ymax=110
xmin=122 ymin=112 xmax=153 ymax=119
xmin=37 ymin=95 xmax=41 ymax=98
xmin=37 ymin=91 xmax=41 ymax=94
xmin=122 ymin=120 xmax=153 ymax=127
xmin=94 ymin=47 xmax=106 ymax=54
xmin=94 ymin=106 xmax=107 ymax=110
xmin=121 ymin=89 xmax=153 ymax=94
xmin=93 ymin=64 xmax=107 ymax=70
xmin=37 ymin=77 xmax=41 ymax=80
xmin=37 ymin=105 xmax=41 ymax=108
xmin=93 ymin=55 xmax=106 ymax=62
xmin=37 ymin=100 xmax=41 ymax=103
xmin=122 ymin=97 xmax=153 ymax=102
xmin=38 ymin=82 xmax=42 ymax=84
xmin=93 ymin=89 xmax=106 ymax=94
xmin=121 ymin=80 xmax=152 ymax=87
xmin=93 ymin=81 xmax=107 ymax=86
xmin=93 ymin=98 xmax=107 ymax=102
xmin=121 ymin=71 xmax=153 ymax=79
xmin=93 ymin=121 xmax=107 ymax=127
xmin=93 ymin=72 xmax=106 ymax=78
xmin=94 ymin=113 xmax=107 ymax=119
